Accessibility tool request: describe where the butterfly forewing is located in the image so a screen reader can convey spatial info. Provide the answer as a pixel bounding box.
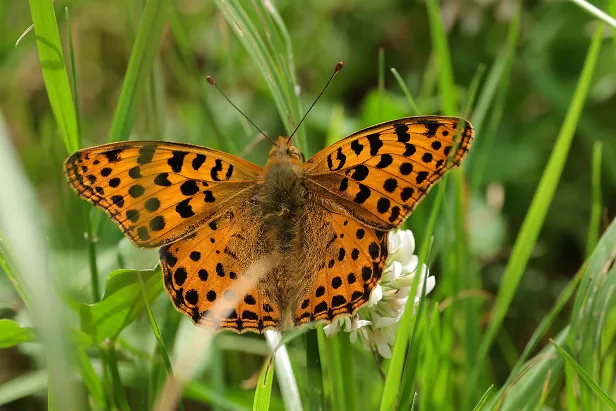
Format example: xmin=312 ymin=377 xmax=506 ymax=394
xmin=64 ymin=141 xmax=262 ymax=247
xmin=303 ymin=116 xmax=474 ymax=230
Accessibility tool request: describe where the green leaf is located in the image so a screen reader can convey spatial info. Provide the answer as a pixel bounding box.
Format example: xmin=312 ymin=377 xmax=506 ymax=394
xmin=253 ymin=357 xmax=275 ymax=411
xmin=28 ymin=0 xmax=79 ymax=153
xmin=497 ymin=328 xmax=569 ymax=410
xmin=80 ymin=267 xmax=163 ymax=342
xmin=107 ymin=0 xmax=170 ymax=143
xmin=0 ymin=319 xmax=35 ymax=348
xmin=551 ymin=339 xmax=616 ymax=410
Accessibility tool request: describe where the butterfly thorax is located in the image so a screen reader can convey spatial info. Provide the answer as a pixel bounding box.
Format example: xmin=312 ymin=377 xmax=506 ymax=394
xmin=259 ymin=137 xmax=305 ymax=251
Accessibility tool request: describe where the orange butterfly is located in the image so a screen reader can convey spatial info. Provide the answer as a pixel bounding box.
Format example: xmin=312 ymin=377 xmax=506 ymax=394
xmin=64 ymin=72 xmax=473 ymax=334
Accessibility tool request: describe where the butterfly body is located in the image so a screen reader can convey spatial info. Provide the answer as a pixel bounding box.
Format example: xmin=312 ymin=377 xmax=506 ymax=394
xmin=64 ymin=116 xmax=473 ymax=333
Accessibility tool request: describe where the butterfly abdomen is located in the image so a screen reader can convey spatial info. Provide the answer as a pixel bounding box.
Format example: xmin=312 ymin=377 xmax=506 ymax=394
xmin=260 ymin=160 xmax=305 ymax=253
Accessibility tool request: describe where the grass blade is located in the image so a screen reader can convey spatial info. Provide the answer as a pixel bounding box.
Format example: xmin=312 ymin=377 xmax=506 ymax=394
xmin=468 ymin=1 xmax=521 ymax=191
xmin=472 ymin=385 xmax=493 ymax=411
xmin=497 ymin=328 xmax=568 ymax=410
xmin=0 ymin=115 xmax=81 ymax=411
xmin=253 ymin=357 xmax=275 ymax=411
xmin=214 ymin=0 xmax=302 ymax=148
xmin=469 ymin=21 xmax=605 ymax=399
xmin=390 ymin=68 xmax=421 ymax=115
xmin=108 ymin=0 xmax=170 ymax=143
xmin=380 ymin=189 xmax=443 ymax=410
xmin=306 ymin=329 xmax=324 ymax=411
xmin=27 ymin=0 xmax=79 ymax=154
xmin=495 ymin=262 xmax=586 ymax=402
xmin=425 ymin=0 xmax=457 ymax=115
xmin=463 ymin=63 xmax=486 ymax=117
xmin=586 ymin=141 xmax=603 ymax=257
xmin=551 ymin=339 xmax=616 ymax=409
xmin=569 ymin=0 xmax=616 ymax=29
xmin=137 ymin=271 xmax=185 ymax=411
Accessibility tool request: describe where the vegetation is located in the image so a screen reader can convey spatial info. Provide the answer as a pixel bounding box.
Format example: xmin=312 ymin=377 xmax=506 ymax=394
xmin=0 ymin=0 xmax=615 ymax=409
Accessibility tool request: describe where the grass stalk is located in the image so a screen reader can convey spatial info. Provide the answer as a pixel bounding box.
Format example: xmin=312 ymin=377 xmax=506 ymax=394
xmin=586 ymin=141 xmax=603 ymax=257
xmin=390 ymin=67 xmax=421 ymax=115
xmin=468 ymin=21 xmax=605 ymax=401
xmin=137 ymin=271 xmax=185 ymax=411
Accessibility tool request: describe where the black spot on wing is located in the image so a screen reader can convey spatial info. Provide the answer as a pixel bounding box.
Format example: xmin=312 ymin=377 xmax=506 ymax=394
xmin=129 ymin=166 xmax=141 ymax=179
xmin=176 ymin=198 xmax=195 ymax=218
xmin=327 ymin=147 xmax=346 ymax=171
xmin=416 ymin=171 xmax=428 ymax=184
xmin=366 ymin=133 xmax=383 ymax=155
xmin=168 ymin=151 xmax=187 ymax=172
xmin=353 ymin=184 xmax=371 ymax=204
xmin=423 ymin=120 xmax=439 ymax=137
xmin=403 ymin=144 xmax=416 ymax=157
xmin=160 ymin=246 xmax=178 ymax=267
xmin=154 ymin=173 xmax=172 ymax=186
xmin=137 ymin=146 xmax=155 ymax=165
xmin=350 ymin=139 xmax=363 ymax=155
xmin=375 ymin=154 xmax=393 ymax=169
xmin=388 ymin=206 xmax=401 ymax=223
xmin=145 ymin=198 xmax=160 ymax=212
xmin=103 ymin=148 xmax=123 ymax=163
xmin=394 ymin=123 xmax=410 ymax=142
xmin=348 ymin=165 xmax=369 ymax=181
xmin=211 ymin=159 xmax=224 ymax=181
xmin=383 ymin=178 xmax=397 ymax=193
xmin=180 ymin=180 xmax=199 ymax=196
xmin=377 ymin=198 xmax=390 ymax=214
xmin=192 ymin=154 xmax=206 ymax=170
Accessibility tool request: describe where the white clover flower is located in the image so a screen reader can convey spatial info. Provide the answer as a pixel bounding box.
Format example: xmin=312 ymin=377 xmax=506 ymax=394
xmin=323 ymin=229 xmax=435 ymax=358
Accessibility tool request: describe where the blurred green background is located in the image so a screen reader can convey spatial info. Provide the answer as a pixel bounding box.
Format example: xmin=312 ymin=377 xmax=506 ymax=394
xmin=1 ymin=0 xmax=615 ymax=410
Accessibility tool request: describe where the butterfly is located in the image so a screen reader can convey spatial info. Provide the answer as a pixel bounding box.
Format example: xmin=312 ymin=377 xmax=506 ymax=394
xmin=64 ymin=116 xmax=473 ymax=333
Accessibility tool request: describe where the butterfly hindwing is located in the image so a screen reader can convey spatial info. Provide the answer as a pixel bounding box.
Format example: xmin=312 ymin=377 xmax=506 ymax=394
xmin=64 ymin=141 xmax=262 ymax=247
xmin=159 ymin=205 xmax=282 ymax=333
xmin=294 ymin=209 xmax=389 ymax=326
xmin=303 ymin=116 xmax=474 ymax=230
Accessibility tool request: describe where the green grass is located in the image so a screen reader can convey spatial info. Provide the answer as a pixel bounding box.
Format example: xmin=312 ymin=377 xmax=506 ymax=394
xmin=1 ymin=0 xmax=616 ymax=410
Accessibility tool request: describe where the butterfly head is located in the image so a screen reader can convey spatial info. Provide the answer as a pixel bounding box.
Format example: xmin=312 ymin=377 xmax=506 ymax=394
xmin=268 ymin=136 xmax=303 ymax=165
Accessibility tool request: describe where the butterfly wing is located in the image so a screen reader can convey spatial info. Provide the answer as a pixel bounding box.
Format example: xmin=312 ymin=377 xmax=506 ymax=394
xmin=293 ymin=206 xmax=388 ymax=326
xmin=64 ymin=141 xmax=262 ymax=247
xmin=159 ymin=205 xmax=282 ymax=333
xmin=302 ymin=116 xmax=474 ymax=230
xmin=293 ymin=116 xmax=473 ymax=325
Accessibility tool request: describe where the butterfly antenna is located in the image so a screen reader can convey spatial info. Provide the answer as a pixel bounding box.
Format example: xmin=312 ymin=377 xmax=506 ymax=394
xmin=287 ymin=61 xmax=344 ymax=144
xmin=206 ymin=76 xmax=276 ymax=145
